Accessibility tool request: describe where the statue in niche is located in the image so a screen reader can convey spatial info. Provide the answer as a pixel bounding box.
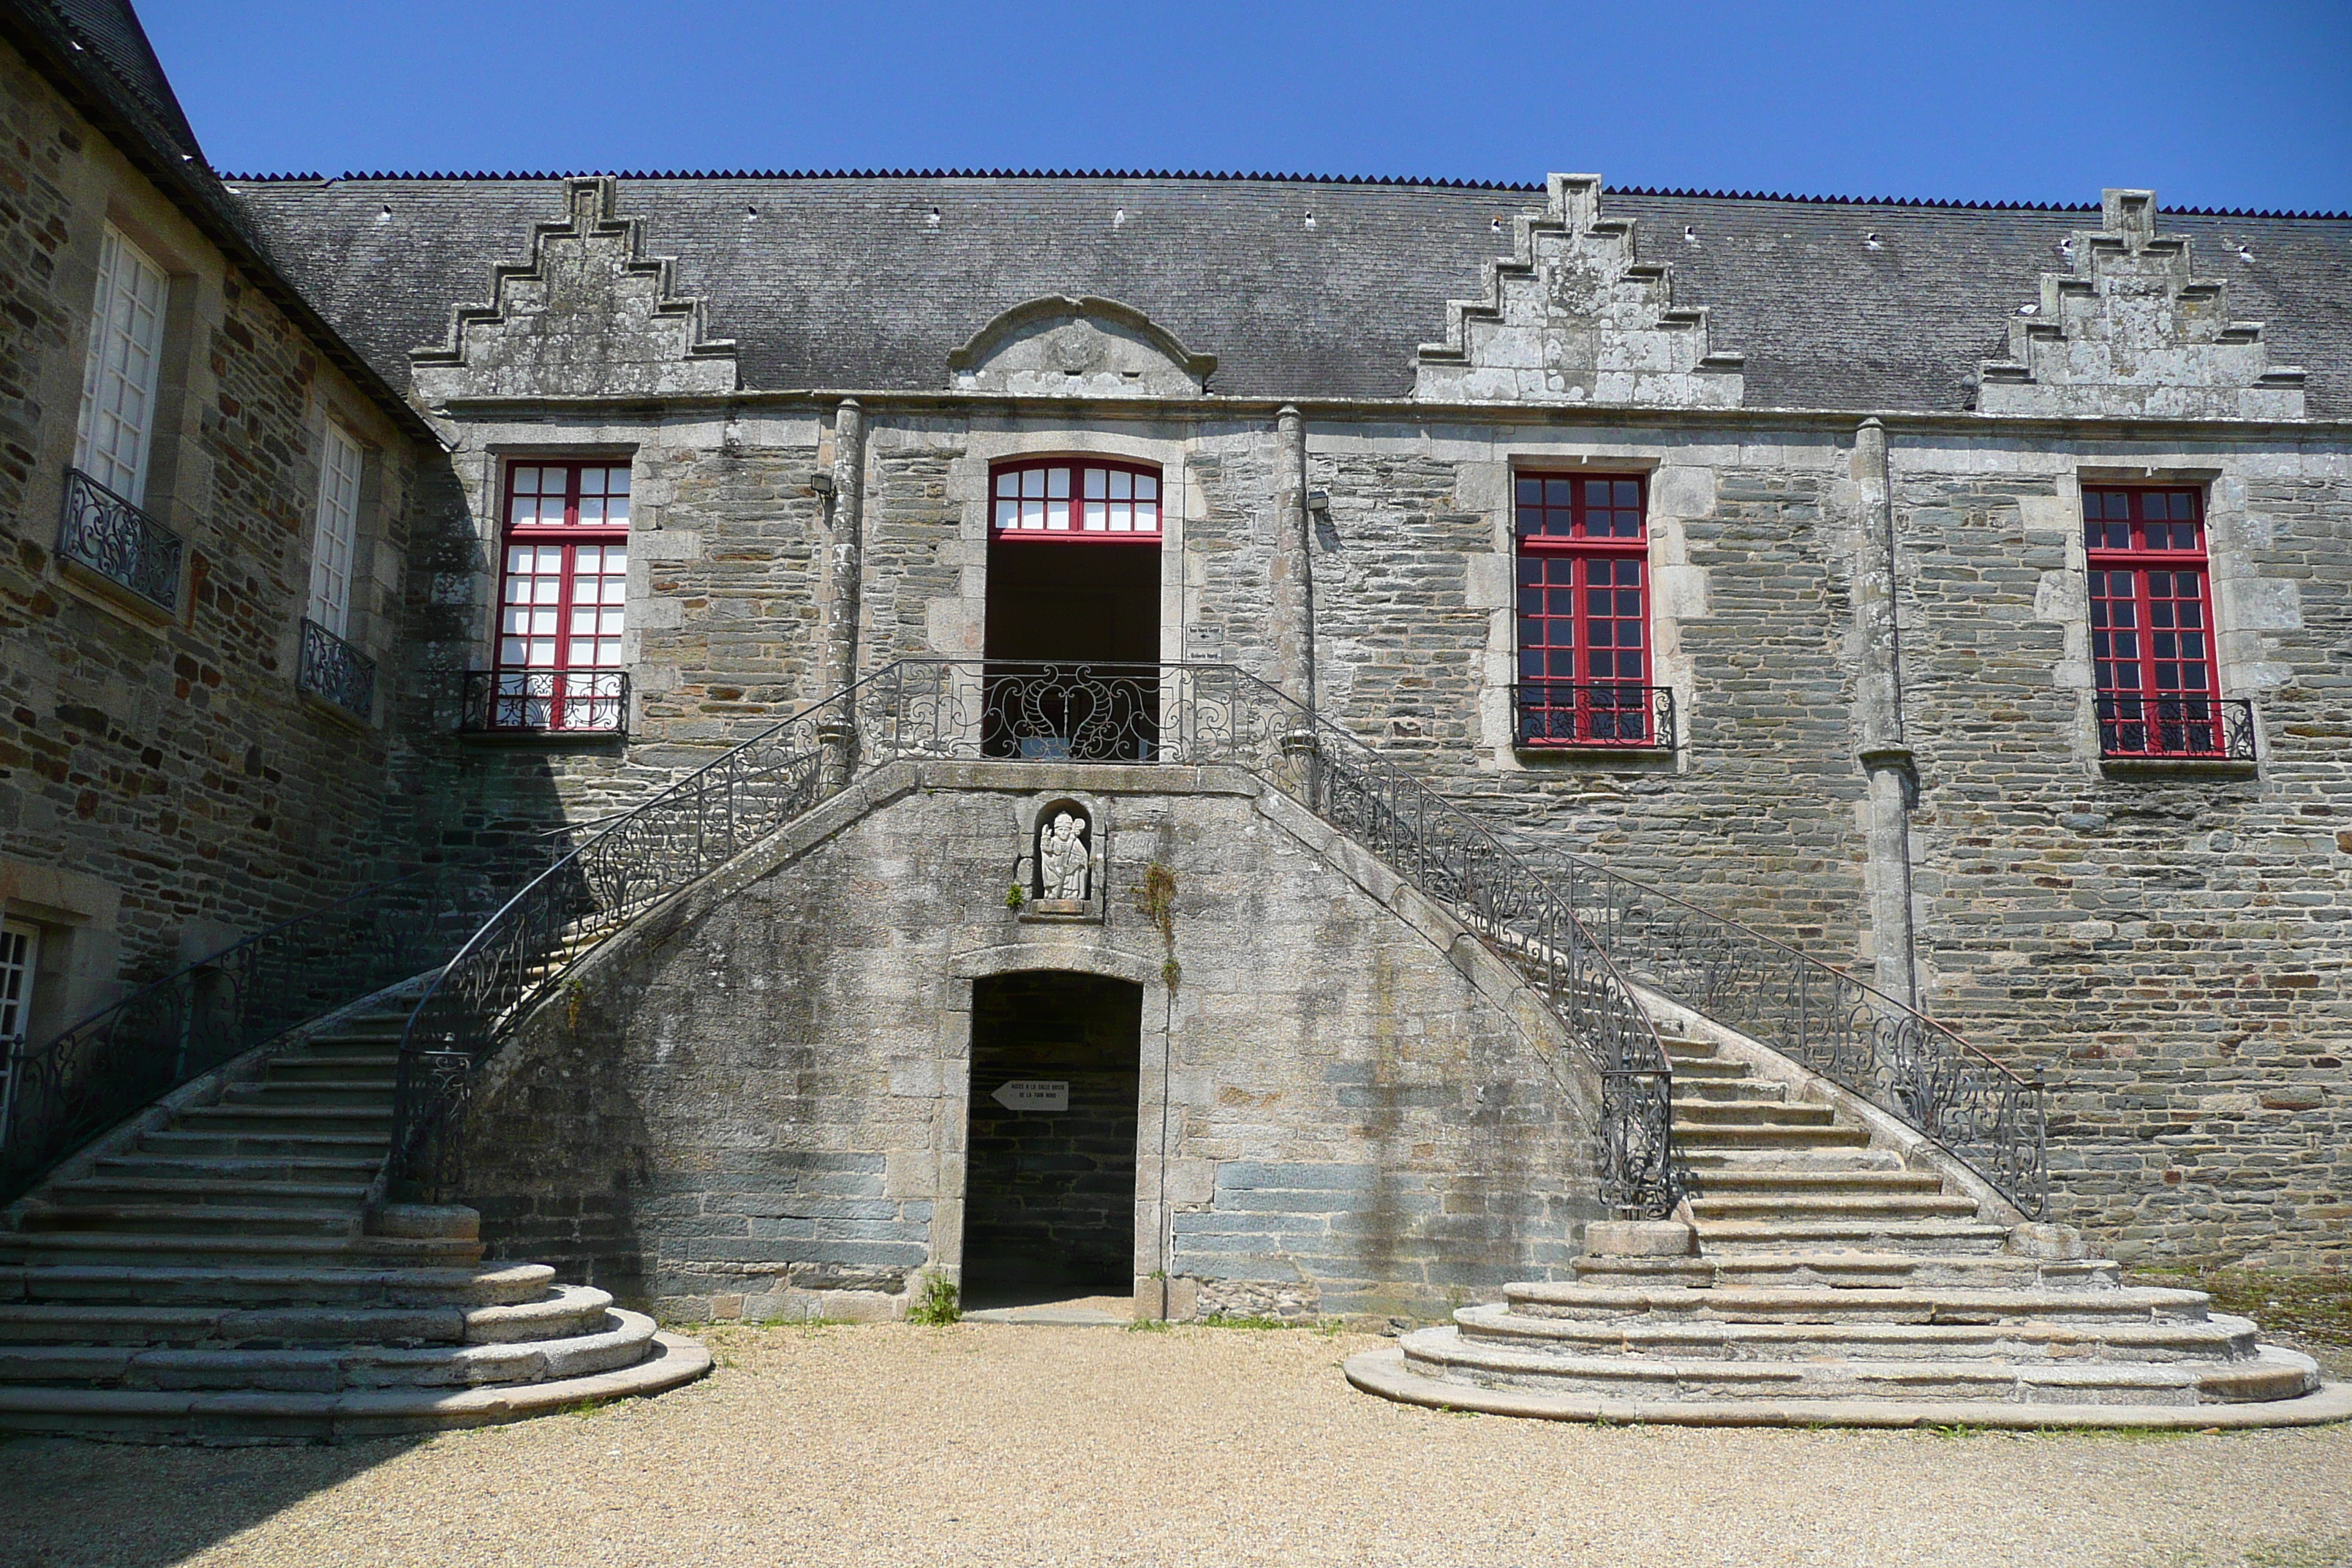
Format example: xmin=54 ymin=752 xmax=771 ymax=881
xmin=1037 ymin=810 xmax=1091 ymax=901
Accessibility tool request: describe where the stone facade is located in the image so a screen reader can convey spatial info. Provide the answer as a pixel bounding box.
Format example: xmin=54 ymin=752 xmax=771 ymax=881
xmin=0 ymin=29 xmax=429 ymax=1037
xmin=448 ymin=764 xmax=1602 ymax=1322
xmin=3 ymin=0 xmax=2345 ymax=1309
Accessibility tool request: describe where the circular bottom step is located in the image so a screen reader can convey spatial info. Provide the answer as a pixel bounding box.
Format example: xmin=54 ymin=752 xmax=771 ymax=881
xmin=0 ymin=1331 xmax=710 ymax=1444
xmin=1346 ymin=1346 xmax=2352 ymax=1430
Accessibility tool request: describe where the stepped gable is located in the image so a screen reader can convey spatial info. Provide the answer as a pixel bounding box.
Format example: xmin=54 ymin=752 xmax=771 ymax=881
xmin=1977 ymin=189 xmax=2310 ymax=420
xmin=225 ymin=175 xmax=2352 ymax=415
xmin=1413 ymin=173 xmax=1744 ymax=407
xmin=1349 ymin=1011 xmax=2347 ymax=1428
xmin=411 ymin=175 xmax=740 ymax=402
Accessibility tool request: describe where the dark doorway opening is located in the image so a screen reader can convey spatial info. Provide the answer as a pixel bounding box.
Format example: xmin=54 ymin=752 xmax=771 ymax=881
xmin=983 ymin=535 xmax=1159 ymax=760
xmin=962 ymin=971 xmax=1142 ymax=1309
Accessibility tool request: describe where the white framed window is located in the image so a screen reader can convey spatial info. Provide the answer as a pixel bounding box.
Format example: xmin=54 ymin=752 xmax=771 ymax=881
xmin=73 ymin=226 xmax=170 ymax=504
xmin=0 ymin=921 xmax=37 ymax=1048
xmin=308 ymin=423 xmax=364 ymax=637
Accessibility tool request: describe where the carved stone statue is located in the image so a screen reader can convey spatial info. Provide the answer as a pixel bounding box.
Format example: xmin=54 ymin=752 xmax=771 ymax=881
xmin=1039 ymin=810 xmax=1090 ymax=901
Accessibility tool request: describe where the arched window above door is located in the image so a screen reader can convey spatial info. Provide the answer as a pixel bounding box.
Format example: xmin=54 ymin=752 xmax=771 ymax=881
xmin=992 ymin=459 xmax=1161 ymax=539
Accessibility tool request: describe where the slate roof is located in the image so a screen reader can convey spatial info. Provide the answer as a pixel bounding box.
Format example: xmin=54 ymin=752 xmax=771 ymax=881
xmin=0 ymin=0 xmax=434 ymax=436
xmin=227 ymin=173 xmax=2352 ymax=417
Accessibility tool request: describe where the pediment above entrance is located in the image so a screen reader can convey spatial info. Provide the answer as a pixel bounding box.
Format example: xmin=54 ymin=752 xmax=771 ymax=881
xmin=949 ymin=296 xmax=1215 ymax=398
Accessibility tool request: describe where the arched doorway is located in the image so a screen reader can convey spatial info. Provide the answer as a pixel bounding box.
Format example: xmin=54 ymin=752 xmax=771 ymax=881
xmin=962 ymin=970 xmax=1144 ymax=1309
xmin=983 ymin=457 xmax=1161 ymax=761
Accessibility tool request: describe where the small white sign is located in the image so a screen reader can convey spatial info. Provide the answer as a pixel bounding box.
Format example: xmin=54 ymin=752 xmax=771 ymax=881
xmin=1183 ymin=623 xmax=1224 ymax=660
xmin=992 ymin=1079 xmax=1069 ymax=1112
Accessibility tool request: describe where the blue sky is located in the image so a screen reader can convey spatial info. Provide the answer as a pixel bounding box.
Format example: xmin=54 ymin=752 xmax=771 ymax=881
xmin=146 ymin=1 xmax=2352 ymax=211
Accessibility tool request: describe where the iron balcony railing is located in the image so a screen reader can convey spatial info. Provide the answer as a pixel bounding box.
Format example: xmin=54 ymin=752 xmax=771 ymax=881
xmin=393 ymin=660 xmax=1686 ymax=1219
xmin=1521 ymin=848 xmax=2048 ymax=1217
xmin=2097 ymin=695 xmax=2256 ymax=761
xmin=1514 ymin=682 xmax=1676 ymax=750
xmin=58 ymin=467 xmax=183 ymax=611
xmin=0 ymin=849 xmax=543 ymax=1203
xmin=461 ymin=670 xmax=630 ymax=736
xmin=297 ymin=617 xmax=377 ymax=721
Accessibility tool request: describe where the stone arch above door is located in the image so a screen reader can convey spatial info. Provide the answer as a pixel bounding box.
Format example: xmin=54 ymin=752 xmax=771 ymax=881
xmin=948 ymin=296 xmax=1215 ymax=397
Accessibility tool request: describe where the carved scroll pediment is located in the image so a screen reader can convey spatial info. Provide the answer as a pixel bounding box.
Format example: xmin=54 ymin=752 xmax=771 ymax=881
xmin=1977 ymin=189 xmax=2306 ymax=420
xmin=1414 ymin=173 xmax=1744 ymax=407
xmin=949 ymin=296 xmax=1214 ymax=398
xmin=412 ymin=176 xmax=738 ymax=402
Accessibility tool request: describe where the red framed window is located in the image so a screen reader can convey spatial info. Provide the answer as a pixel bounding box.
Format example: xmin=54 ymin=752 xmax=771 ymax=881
xmin=1515 ymin=474 xmax=1657 ymax=746
xmin=491 ymin=461 xmax=630 ymax=731
xmin=992 ymin=459 xmax=1161 ymax=539
xmin=2084 ymin=487 xmax=2225 ymax=757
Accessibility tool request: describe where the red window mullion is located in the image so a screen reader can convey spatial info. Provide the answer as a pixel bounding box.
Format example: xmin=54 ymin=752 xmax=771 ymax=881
xmin=1515 ymin=473 xmax=1652 ymax=746
xmin=2085 ymin=486 xmax=2220 ymax=755
xmin=497 ymin=461 xmax=631 ymax=731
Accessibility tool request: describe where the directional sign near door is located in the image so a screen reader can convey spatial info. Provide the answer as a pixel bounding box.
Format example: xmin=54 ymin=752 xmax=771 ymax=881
xmin=991 ymin=1079 xmax=1069 ymax=1112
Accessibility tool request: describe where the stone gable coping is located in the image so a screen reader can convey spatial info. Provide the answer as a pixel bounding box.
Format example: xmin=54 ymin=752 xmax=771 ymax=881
xmin=411 ymin=175 xmax=739 ymax=402
xmin=1977 ymin=189 xmax=2309 ymax=421
xmin=1414 ymin=173 xmax=1745 ymax=409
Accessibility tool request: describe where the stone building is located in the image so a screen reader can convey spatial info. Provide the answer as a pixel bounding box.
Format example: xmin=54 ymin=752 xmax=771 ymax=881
xmin=1 ymin=0 xmax=2346 ymax=1354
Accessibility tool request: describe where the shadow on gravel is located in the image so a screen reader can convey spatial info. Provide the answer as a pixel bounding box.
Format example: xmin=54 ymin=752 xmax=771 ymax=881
xmin=0 ymin=1432 xmax=424 ymax=1568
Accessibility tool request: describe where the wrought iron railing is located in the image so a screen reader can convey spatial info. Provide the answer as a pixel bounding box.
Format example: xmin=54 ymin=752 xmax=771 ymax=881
xmin=1519 ymin=848 xmax=2048 ymax=1217
xmin=1514 ymin=682 xmax=1676 ymax=750
xmin=2097 ymin=695 xmax=2256 ymax=761
xmin=460 ymin=670 xmax=630 ymax=736
xmin=394 ymin=660 xmax=1684 ymax=1217
xmin=58 ymin=467 xmax=183 ymax=611
xmin=297 ymin=617 xmax=377 ymax=721
xmin=0 ymin=851 xmax=537 ymax=1203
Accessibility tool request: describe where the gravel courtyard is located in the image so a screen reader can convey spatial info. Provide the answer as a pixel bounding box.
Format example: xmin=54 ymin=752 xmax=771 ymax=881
xmin=3 ymin=1322 xmax=2347 ymax=1568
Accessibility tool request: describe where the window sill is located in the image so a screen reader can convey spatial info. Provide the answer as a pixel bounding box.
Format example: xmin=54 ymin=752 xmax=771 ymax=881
xmin=1512 ymin=743 xmax=1678 ymax=771
xmin=2098 ymin=755 xmax=2258 ymax=780
xmin=456 ymin=728 xmax=628 ymax=747
xmin=56 ymin=556 xmax=177 ymax=630
xmin=298 ymin=690 xmax=377 ymax=736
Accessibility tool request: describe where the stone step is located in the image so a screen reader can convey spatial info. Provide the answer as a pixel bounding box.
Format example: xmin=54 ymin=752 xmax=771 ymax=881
xmin=170 ymin=1106 xmax=391 ymax=1136
xmin=1691 ymin=1217 xmax=2015 ymax=1256
xmin=1662 ymin=1041 xmax=1719 ymax=1061
xmin=44 ymin=1177 xmax=370 ymax=1213
xmin=263 ymin=1055 xmax=399 ymax=1082
xmin=1570 ymin=1251 xmax=2124 ymax=1292
xmin=1665 ymin=1058 xmax=1751 ymax=1081
xmin=1688 ymin=1193 xmax=1986 ymax=1223
xmin=1671 ymin=1079 xmax=1787 ymax=1104
xmin=1671 ymin=1123 xmax=1873 ymax=1150
xmin=1452 ymin=1303 xmax=2262 ymax=1364
xmin=135 ymin=1130 xmax=388 ymax=1161
xmin=91 ymin=1155 xmax=383 ymax=1185
xmin=0 ymin=1262 xmax=554 ymax=1310
xmin=0 ymin=1284 xmax=612 ymax=1350
xmin=0 ymin=1232 xmax=480 ymax=1271
xmin=298 ymin=1036 xmax=406 ymax=1059
xmin=1396 ymin=1330 xmax=2321 ymax=1407
xmin=221 ymin=1082 xmax=395 ymax=1109
xmin=1681 ymin=1147 xmax=1902 ymax=1172
xmin=16 ymin=1204 xmax=361 ymax=1239
xmin=0 ymin=1332 xmax=710 ymax=1442
xmin=1686 ymin=1168 xmax=1948 ymax=1196
xmin=1674 ymin=1101 xmax=1840 ymax=1128
xmin=1509 ymin=1279 xmax=2209 ymax=1324
xmin=0 ymin=1307 xmax=652 ymax=1393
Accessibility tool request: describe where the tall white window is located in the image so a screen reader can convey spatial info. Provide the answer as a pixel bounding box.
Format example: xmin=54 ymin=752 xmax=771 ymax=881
xmin=74 ymin=226 xmax=170 ymax=504
xmin=308 ymin=424 xmax=364 ymax=637
xmin=0 ymin=921 xmax=37 ymax=1049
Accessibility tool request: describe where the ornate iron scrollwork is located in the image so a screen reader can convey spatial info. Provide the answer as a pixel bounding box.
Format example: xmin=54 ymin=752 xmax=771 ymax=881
xmin=58 ymin=467 xmax=184 ymax=610
xmin=297 ymin=617 xmax=377 ymax=721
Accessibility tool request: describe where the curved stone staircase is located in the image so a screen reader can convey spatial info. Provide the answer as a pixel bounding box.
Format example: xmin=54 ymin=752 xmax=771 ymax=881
xmin=1351 ymin=1014 xmax=2351 ymax=1428
xmin=0 ymin=999 xmax=708 ymax=1442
